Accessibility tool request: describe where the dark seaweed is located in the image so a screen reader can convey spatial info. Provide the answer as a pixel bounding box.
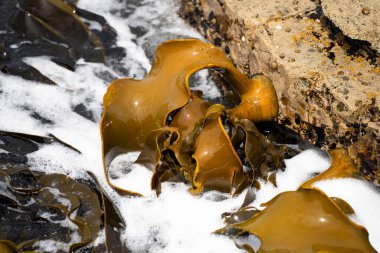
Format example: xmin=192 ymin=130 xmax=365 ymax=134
xmin=0 ymin=0 xmax=126 ymax=84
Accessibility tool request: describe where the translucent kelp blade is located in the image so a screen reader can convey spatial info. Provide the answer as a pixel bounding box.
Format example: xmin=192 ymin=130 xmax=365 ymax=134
xmin=228 ymin=74 xmax=278 ymax=122
xmin=136 ymin=127 xmax=179 ymax=171
xmin=100 ymin=39 xmax=279 ymax=188
xmin=222 ymin=206 xmax=260 ymax=225
xmin=112 ymin=127 xmax=180 ymax=196
xmin=169 ymin=95 xmax=210 ymax=166
xmin=0 ymin=240 xmax=38 ymax=253
xmin=302 ymin=149 xmax=359 ymax=188
xmin=231 ymin=119 xmax=284 ymax=184
xmin=191 ymin=115 xmax=243 ymax=194
xmin=331 ymin=197 xmax=355 ymax=215
xmin=231 ymin=188 xmax=376 ymax=253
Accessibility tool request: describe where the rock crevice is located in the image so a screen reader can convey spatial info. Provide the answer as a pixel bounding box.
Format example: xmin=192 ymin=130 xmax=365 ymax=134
xmin=180 ymin=0 xmax=379 ymax=184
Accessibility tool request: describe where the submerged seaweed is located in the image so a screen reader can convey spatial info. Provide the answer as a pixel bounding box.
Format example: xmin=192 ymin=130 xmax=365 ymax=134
xmin=0 ymin=131 xmax=128 ymax=252
xmin=0 ymin=0 xmax=125 ymax=83
xmin=0 ymin=163 xmax=127 ymax=252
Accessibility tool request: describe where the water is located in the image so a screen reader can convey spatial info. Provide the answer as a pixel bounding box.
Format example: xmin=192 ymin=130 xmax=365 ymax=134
xmin=0 ymin=0 xmax=379 ymax=252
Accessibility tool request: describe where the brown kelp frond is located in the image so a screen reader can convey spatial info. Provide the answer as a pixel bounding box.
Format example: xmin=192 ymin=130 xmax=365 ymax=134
xmin=301 ymin=149 xmax=359 ymax=189
xmin=190 ymin=108 xmax=243 ymax=194
xmin=100 ymin=39 xmax=279 ymax=196
xmin=169 ymin=94 xmax=211 ymax=167
xmin=231 ymin=119 xmax=284 ymax=182
xmin=219 ymin=188 xmax=376 ymax=253
xmin=218 ymin=149 xmax=376 ymax=252
xmin=228 ymin=74 xmax=278 ymax=122
xmin=0 ymin=164 xmax=126 ymax=252
xmin=0 ymin=240 xmax=38 ymax=253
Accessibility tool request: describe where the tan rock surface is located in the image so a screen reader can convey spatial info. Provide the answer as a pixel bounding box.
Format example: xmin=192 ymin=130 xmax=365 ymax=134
xmin=321 ymin=0 xmax=380 ymax=51
xmin=180 ymin=0 xmax=379 ymax=184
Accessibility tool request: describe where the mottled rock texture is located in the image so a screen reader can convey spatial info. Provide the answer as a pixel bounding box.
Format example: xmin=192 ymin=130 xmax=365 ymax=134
xmin=321 ymin=0 xmax=380 ymax=52
xmin=179 ymin=0 xmax=379 ymax=185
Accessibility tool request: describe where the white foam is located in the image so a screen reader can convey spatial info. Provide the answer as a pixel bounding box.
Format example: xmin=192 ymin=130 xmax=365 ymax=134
xmin=0 ymin=0 xmax=379 ymax=252
xmin=109 ymin=152 xmax=154 ymax=196
xmin=191 ymin=69 xmax=221 ymax=99
xmin=120 ymin=183 xmax=244 ymax=253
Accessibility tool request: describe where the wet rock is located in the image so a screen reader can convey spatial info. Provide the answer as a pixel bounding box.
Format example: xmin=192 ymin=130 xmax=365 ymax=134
xmin=180 ymin=0 xmax=380 ymax=185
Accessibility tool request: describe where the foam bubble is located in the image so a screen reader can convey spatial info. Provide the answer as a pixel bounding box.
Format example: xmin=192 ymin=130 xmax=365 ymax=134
xmin=0 ymin=0 xmax=379 ymax=252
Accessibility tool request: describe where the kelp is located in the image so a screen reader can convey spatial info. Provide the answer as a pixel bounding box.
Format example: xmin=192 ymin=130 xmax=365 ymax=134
xmin=302 ymin=149 xmax=359 ymax=188
xmin=0 ymin=130 xmax=82 ymax=166
xmin=217 ymin=149 xmax=377 ymax=252
xmin=101 ymin=38 xmax=282 ymax=195
xmin=191 ymin=107 xmax=243 ymax=194
xmin=0 ymin=0 xmax=125 ymax=83
xmin=225 ymin=188 xmax=376 ymax=253
xmin=0 ymin=164 xmax=128 ymax=253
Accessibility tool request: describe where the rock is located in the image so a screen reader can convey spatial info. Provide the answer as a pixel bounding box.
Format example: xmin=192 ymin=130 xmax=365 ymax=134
xmin=180 ymin=0 xmax=379 ymax=185
xmin=321 ymin=0 xmax=380 ymax=52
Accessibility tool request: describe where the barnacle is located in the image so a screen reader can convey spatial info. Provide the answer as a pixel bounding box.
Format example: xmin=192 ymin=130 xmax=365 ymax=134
xmin=217 ymin=149 xmax=376 ymax=252
xmin=101 ymin=38 xmax=281 ymax=195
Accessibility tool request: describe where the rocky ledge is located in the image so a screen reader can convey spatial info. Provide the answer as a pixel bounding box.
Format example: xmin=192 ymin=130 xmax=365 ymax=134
xmin=179 ymin=0 xmax=379 ymax=185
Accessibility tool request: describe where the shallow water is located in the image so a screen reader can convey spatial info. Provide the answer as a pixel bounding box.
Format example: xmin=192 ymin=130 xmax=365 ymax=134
xmin=0 ymin=0 xmax=379 ymax=252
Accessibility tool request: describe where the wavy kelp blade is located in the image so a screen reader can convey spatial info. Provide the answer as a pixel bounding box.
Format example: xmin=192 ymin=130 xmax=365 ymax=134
xmin=191 ymin=115 xmax=243 ymax=194
xmin=169 ymin=95 xmax=210 ymax=166
xmin=136 ymin=127 xmax=179 ymax=171
xmin=101 ymin=39 xmax=279 ymax=191
xmin=38 ymin=174 xmax=102 ymax=246
xmin=331 ymin=197 xmax=355 ymax=215
xmin=222 ymin=206 xmax=260 ymax=225
xmin=84 ymin=171 xmax=128 ymax=253
xmin=231 ymin=119 xmax=284 ymax=183
xmin=229 ymin=188 xmax=376 ymax=253
xmin=102 ymin=127 xmax=179 ymax=196
xmin=302 ymin=149 xmax=359 ymax=189
xmin=0 ymin=241 xmax=16 ymax=253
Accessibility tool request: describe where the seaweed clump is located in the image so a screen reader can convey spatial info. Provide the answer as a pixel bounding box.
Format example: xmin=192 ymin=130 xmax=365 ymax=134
xmin=101 ymin=38 xmax=283 ymax=196
xmin=217 ymin=149 xmax=376 ymax=252
xmin=0 ymin=163 xmax=127 ymax=252
xmin=100 ymin=39 xmax=377 ymax=252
